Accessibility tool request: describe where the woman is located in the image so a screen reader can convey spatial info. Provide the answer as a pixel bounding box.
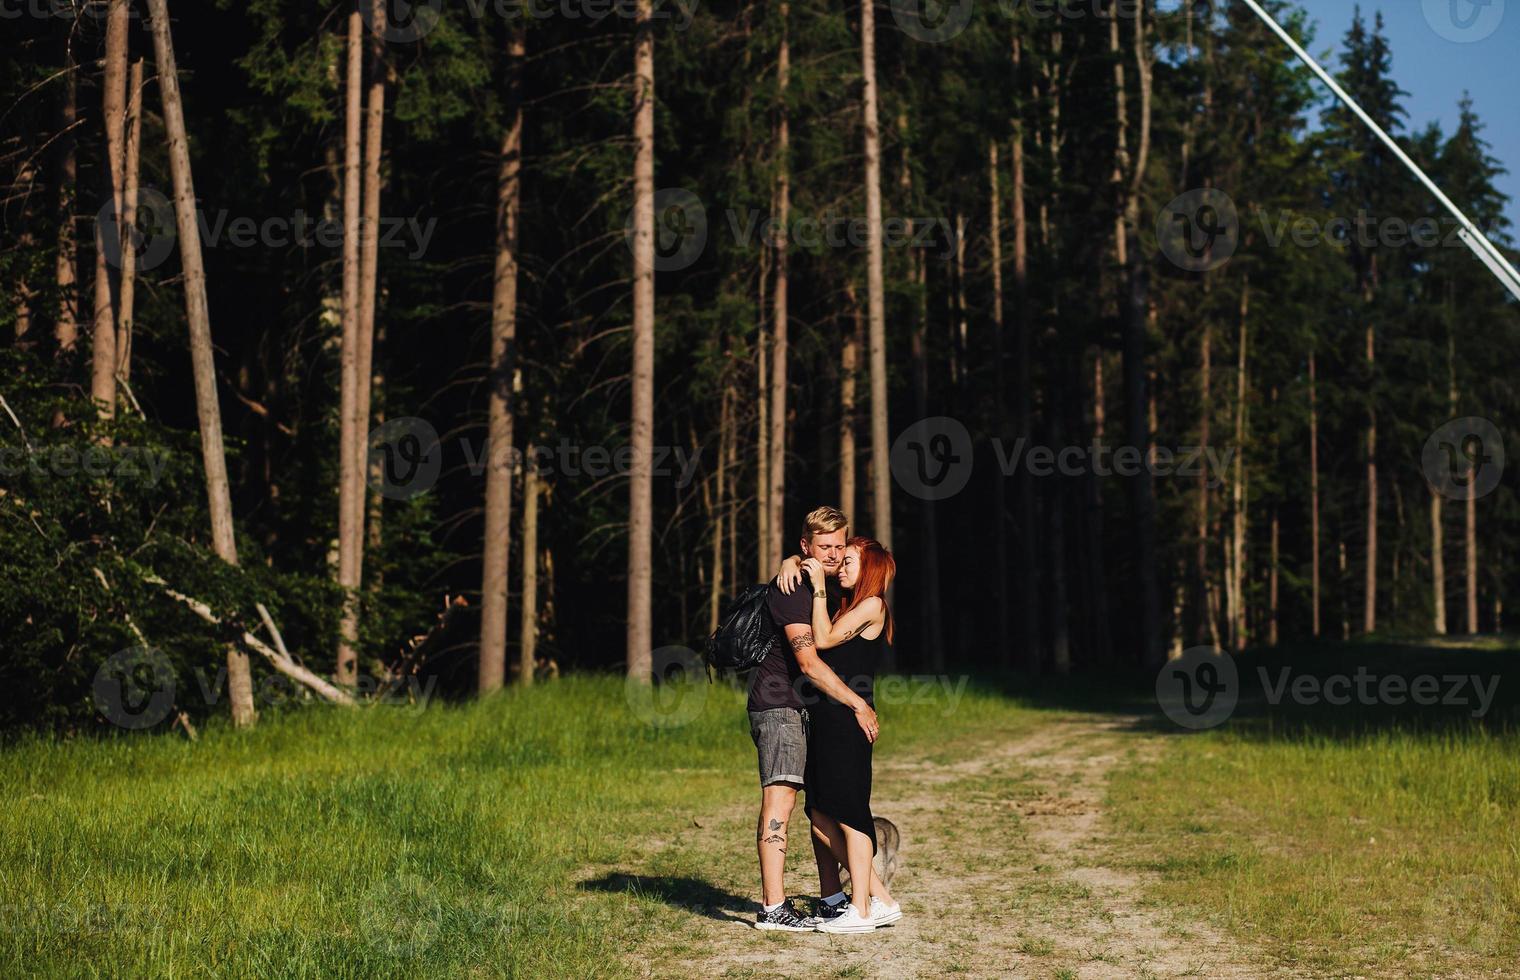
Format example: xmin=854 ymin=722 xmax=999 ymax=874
xmin=798 ymin=537 xmax=901 ymax=933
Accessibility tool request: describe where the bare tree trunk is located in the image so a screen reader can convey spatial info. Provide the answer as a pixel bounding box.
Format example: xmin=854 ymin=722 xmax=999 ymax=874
xmin=146 ymin=0 xmax=256 ymax=727
xmin=1118 ymin=0 xmax=1160 ymax=667
xmin=861 ymin=0 xmax=891 ymax=551
xmin=755 ymin=253 xmax=770 ymax=580
xmin=117 ymin=57 xmax=144 ymax=382
xmin=989 ymin=141 xmax=1009 ymax=662
xmin=1309 ymin=351 xmax=1321 ymax=637
xmin=626 ymin=0 xmax=656 ymax=679
xmin=335 ymin=8 xmax=366 ymax=686
xmin=1363 ymin=266 xmax=1378 ymax=634
xmin=479 ymin=26 xmax=524 ymax=694
xmin=1012 ymin=39 xmax=1039 ymax=671
xmin=767 ymin=1 xmax=790 ymax=577
xmin=1229 ymin=277 xmax=1248 ymax=652
xmin=519 ymin=448 xmax=540 ymax=685
xmin=709 ymin=383 xmax=730 ymax=632
xmin=840 ymin=282 xmax=861 ymax=518
xmin=54 ymin=36 xmax=79 ymax=352
xmin=1466 ymin=481 xmax=1478 ymax=634
xmin=91 ymin=0 xmax=131 ymax=420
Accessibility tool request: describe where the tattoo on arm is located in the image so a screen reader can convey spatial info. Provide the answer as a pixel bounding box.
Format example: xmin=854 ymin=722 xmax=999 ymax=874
xmin=789 ymin=631 xmax=814 ymax=652
xmin=839 ymin=624 xmax=862 ymax=641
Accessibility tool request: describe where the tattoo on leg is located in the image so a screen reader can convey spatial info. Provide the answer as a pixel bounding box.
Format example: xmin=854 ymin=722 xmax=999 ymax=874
xmin=768 ymin=818 xmax=783 ymax=832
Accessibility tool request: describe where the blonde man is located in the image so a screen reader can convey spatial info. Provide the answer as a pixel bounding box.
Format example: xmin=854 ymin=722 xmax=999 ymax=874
xmin=750 ymin=506 xmax=880 ymax=930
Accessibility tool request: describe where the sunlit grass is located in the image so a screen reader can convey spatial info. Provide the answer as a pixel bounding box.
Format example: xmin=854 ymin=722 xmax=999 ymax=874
xmin=0 ymin=673 xmax=1026 ymax=978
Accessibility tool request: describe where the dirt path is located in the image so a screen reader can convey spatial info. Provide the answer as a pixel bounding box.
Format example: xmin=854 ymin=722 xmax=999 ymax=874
xmin=594 ymin=714 xmax=1284 ymax=979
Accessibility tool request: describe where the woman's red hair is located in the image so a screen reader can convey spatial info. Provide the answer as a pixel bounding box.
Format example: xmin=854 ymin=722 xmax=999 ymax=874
xmin=837 ymin=536 xmax=895 ymax=645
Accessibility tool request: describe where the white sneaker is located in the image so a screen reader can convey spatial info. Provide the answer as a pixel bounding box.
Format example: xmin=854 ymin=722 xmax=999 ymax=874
xmin=869 ymin=896 xmax=902 ymax=926
xmin=815 ymin=903 xmax=876 ymax=934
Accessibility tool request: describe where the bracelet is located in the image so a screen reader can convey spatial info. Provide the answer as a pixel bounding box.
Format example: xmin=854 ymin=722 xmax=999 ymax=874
xmin=813 ymin=590 xmax=826 ymax=599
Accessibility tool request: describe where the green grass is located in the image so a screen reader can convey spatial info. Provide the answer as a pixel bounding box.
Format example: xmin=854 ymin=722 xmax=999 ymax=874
xmin=1109 ymin=721 xmax=1520 ymax=974
xmin=0 ymin=674 xmax=1028 ymax=978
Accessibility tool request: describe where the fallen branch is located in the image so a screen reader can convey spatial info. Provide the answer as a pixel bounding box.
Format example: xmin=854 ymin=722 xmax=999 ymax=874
xmin=146 ymin=575 xmax=356 ymax=706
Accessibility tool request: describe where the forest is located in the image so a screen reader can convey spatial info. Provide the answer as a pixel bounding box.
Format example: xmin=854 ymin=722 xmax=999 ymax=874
xmin=3 ymin=0 xmax=1517 ymax=732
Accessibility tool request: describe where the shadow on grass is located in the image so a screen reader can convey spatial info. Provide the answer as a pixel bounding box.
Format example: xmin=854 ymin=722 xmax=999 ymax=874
xmin=957 ymin=635 xmax=1520 ymax=743
xmin=578 ymin=873 xmax=753 ymax=924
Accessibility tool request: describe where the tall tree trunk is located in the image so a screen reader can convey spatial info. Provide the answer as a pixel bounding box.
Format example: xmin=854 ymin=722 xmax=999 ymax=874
xmin=767 ymin=0 xmax=789 ymax=576
xmin=755 ymin=251 xmax=770 ymax=580
xmin=91 ymin=0 xmax=131 ymax=420
xmin=1229 ymin=277 xmax=1249 ymax=652
xmin=1309 ymin=351 xmax=1321 ymax=637
xmin=1012 ymin=38 xmax=1039 ymax=672
xmin=519 ymin=447 xmax=540 ymax=685
xmin=336 ymin=8 xmax=366 ymax=686
xmin=989 ymin=141 xmax=1008 ymax=662
xmin=479 ymin=27 xmax=524 ymax=694
xmin=117 ymin=57 xmax=144 ymax=383
xmin=1362 ymin=265 xmax=1378 ymax=634
xmin=54 ymin=34 xmax=79 ymax=352
xmin=146 ymin=0 xmax=256 ymax=727
xmin=626 ymin=0 xmax=656 ymax=679
xmin=1466 ymin=479 xmax=1478 ymax=634
xmin=1117 ymin=0 xmax=1160 ymax=667
xmin=860 ymin=0 xmax=891 ymax=551
xmin=709 ymin=382 xmax=731 ymax=631
xmin=840 ymin=283 xmax=861 ymax=518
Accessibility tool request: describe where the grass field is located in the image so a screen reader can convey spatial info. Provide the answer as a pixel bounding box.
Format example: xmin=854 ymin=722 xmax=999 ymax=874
xmin=3 ymin=641 xmax=1517 ymax=977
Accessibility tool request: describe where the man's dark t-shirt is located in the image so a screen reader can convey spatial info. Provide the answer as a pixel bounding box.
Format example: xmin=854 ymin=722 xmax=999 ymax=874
xmin=747 ymin=571 xmax=842 ymax=712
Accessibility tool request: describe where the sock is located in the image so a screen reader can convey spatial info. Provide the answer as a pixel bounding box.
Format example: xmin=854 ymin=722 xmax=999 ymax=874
xmin=763 ymin=900 xmax=784 ymax=913
xmin=822 ymin=891 xmax=847 ymax=907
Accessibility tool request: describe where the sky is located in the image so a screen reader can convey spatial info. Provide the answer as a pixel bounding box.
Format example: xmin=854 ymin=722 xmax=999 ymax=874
xmin=1293 ymin=0 xmax=1520 ymax=234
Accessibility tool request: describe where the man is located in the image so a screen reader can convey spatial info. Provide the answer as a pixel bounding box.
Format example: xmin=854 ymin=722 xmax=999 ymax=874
xmin=749 ymin=505 xmax=880 ymax=930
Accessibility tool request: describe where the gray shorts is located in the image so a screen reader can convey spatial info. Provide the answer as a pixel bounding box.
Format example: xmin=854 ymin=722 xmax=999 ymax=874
xmin=749 ymin=707 xmax=809 ymax=788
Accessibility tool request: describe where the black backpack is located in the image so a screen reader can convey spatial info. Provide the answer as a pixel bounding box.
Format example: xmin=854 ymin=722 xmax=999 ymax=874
xmin=705 ymin=583 xmax=780 ymax=673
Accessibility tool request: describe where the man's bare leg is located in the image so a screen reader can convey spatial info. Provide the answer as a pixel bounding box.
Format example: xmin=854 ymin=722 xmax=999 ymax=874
xmin=757 ymin=784 xmax=798 ymax=907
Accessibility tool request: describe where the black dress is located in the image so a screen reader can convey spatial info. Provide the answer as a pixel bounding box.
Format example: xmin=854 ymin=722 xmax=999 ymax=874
xmin=803 ymin=627 xmax=885 ymax=855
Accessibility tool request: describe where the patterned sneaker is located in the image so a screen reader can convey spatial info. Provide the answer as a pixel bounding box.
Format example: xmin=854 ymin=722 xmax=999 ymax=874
xmin=815 ymin=903 xmax=877 ymax=934
xmin=801 ymin=897 xmax=849 ymax=929
xmin=755 ymin=902 xmax=813 ymax=931
xmin=869 ymin=896 xmax=902 ymax=927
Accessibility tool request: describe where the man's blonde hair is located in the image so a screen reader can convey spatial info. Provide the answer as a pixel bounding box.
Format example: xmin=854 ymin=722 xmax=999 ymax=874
xmin=802 ymin=505 xmax=850 ymax=540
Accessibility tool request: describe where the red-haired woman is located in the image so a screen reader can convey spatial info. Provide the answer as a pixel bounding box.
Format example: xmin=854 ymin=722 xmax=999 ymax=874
xmin=798 ymin=537 xmax=901 ymax=933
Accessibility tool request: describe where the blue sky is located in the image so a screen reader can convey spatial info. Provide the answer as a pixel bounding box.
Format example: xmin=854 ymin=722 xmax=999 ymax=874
xmin=1294 ymin=0 xmax=1519 ymax=235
